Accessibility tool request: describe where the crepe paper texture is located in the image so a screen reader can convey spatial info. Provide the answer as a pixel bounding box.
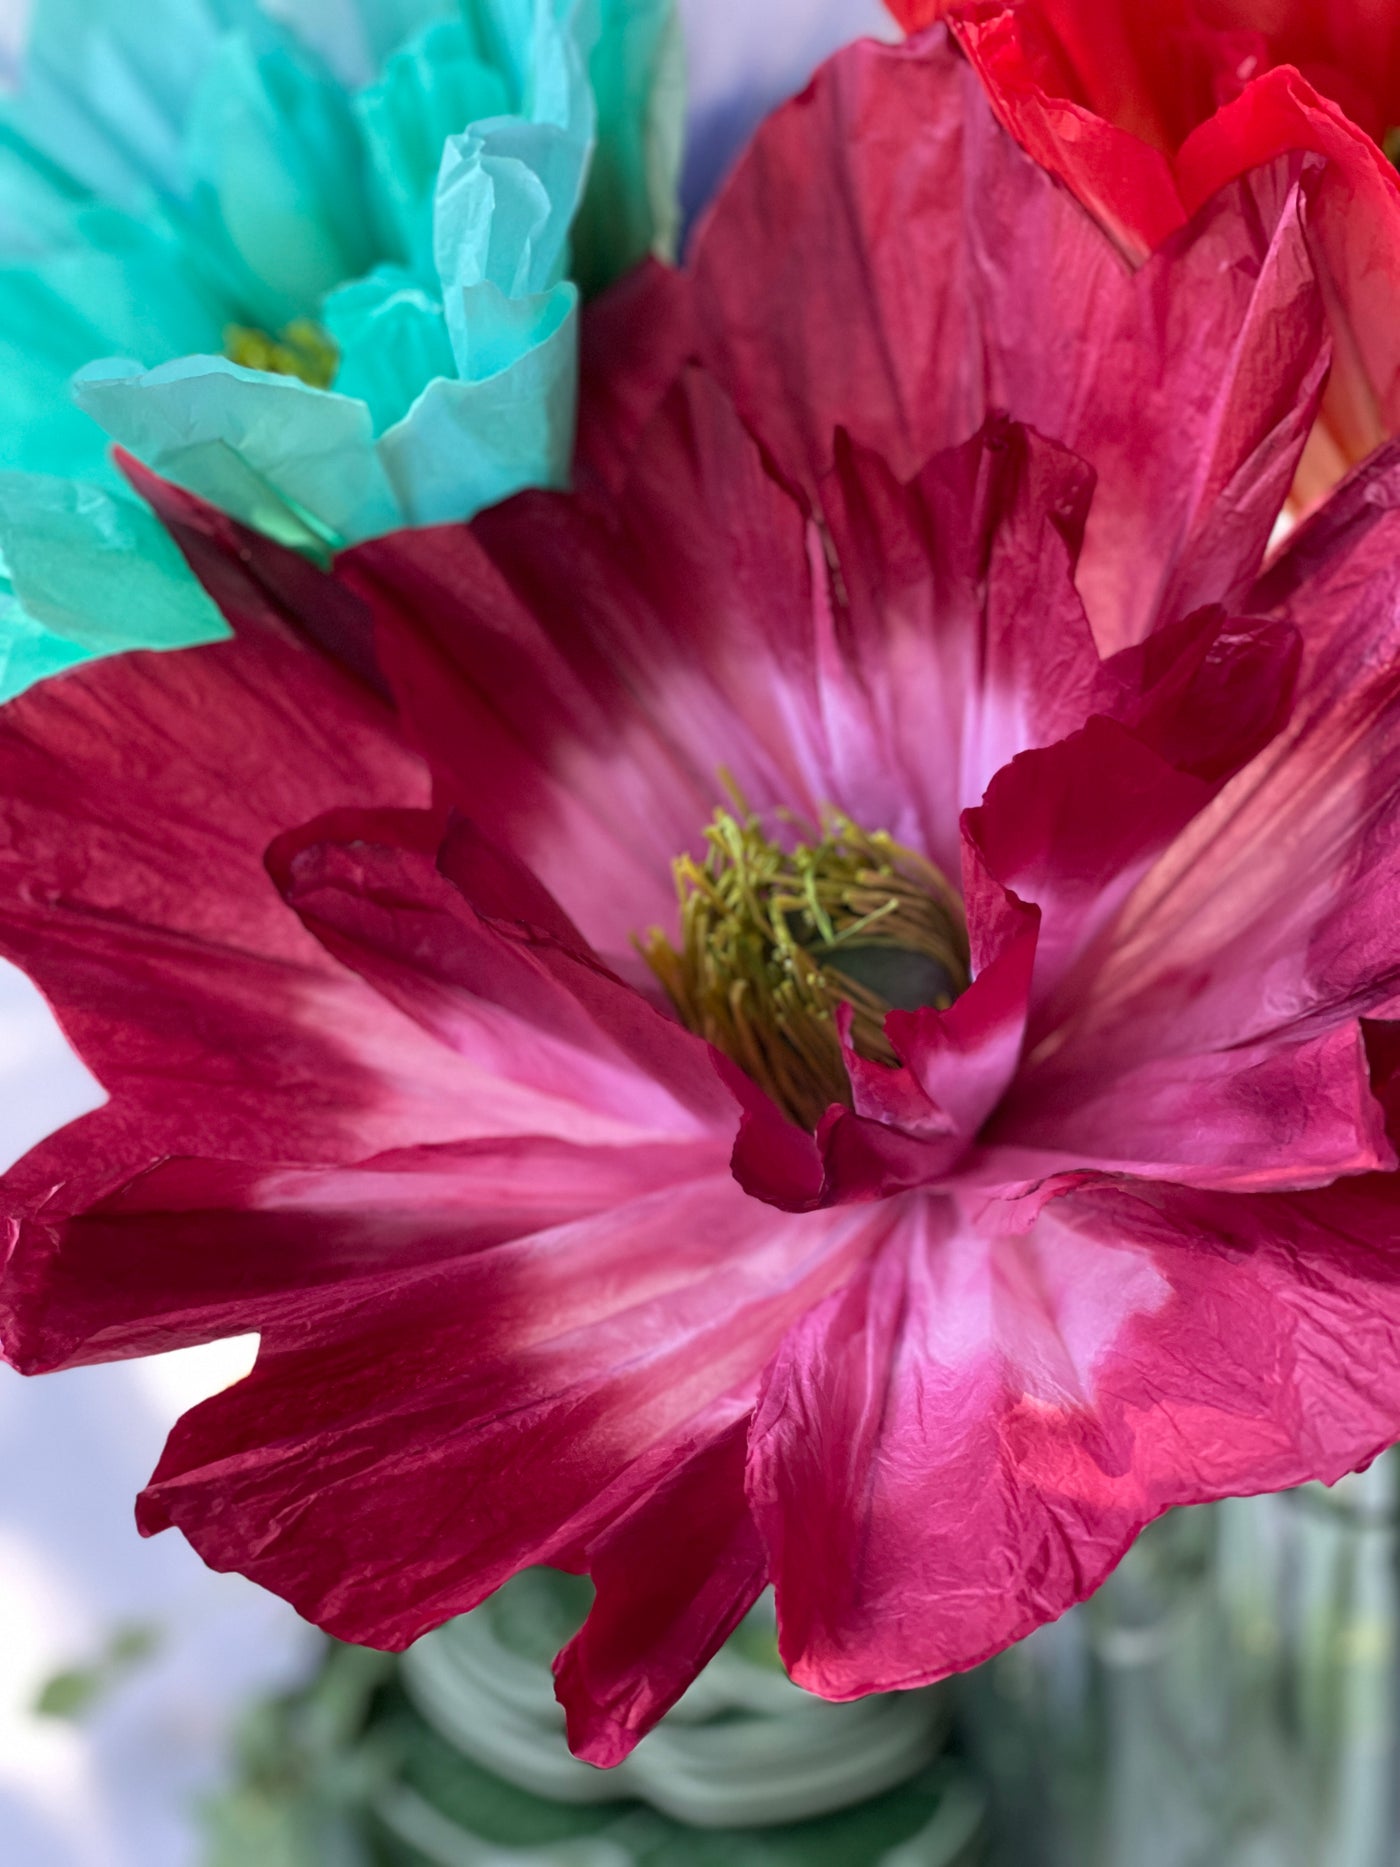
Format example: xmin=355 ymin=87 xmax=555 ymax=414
xmin=9 ymin=25 xmax=1400 ymax=1777
xmin=0 ymin=0 xmax=681 ymax=697
xmin=889 ymin=0 xmax=1400 ymax=505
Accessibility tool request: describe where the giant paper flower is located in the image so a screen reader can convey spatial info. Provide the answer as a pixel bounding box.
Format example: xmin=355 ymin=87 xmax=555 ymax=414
xmin=889 ymin=0 xmax=1400 ymax=503
xmin=0 ymin=0 xmax=680 ymax=695
xmin=7 ymin=28 xmax=1400 ymax=1769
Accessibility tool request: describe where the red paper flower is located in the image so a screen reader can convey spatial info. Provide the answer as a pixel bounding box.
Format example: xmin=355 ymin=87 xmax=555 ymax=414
xmin=891 ymin=0 xmax=1400 ymax=500
xmin=6 ymin=30 xmax=1400 ymax=1767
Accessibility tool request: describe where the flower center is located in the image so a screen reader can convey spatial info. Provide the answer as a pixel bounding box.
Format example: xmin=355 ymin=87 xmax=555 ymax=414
xmin=643 ymin=801 xmax=970 ymax=1128
xmin=223 ymin=319 xmax=340 ymax=390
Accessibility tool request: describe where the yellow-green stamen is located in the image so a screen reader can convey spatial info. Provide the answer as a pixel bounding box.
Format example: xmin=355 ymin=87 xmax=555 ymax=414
xmin=642 ymin=800 xmax=970 ymax=1129
xmin=224 ymin=318 xmax=339 ymax=390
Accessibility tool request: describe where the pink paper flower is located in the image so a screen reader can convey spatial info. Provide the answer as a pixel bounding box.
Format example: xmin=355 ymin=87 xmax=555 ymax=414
xmin=6 ymin=29 xmax=1400 ymax=1768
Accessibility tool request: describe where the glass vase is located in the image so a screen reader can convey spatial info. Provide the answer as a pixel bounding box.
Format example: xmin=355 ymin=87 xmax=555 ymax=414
xmin=963 ymin=1457 xmax=1400 ymax=1867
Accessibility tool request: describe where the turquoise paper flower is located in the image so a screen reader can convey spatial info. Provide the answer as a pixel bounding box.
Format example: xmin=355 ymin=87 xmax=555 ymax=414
xmin=0 ymin=0 xmax=681 ymax=694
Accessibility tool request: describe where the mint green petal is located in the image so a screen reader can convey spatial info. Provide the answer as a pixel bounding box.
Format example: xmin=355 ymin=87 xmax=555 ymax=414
xmin=0 ymin=212 xmax=230 ymax=482
xmin=354 ymin=0 xmax=461 ymax=64
xmin=0 ymin=128 xmax=92 ymax=259
xmin=438 ymin=119 xmax=588 ymax=301
xmin=73 ymin=357 xmax=402 ymax=544
xmin=179 ymin=32 xmax=377 ymax=328
xmin=0 ymin=473 xmax=228 ymax=702
xmin=0 ymin=598 xmax=95 ymax=701
xmin=13 ymin=207 xmax=233 ymax=365
xmin=454 ymin=275 xmax=573 ymax=379
xmin=5 ymin=0 xmax=257 ymax=207
xmin=377 ymin=281 xmax=576 ymax=526
xmin=354 ymin=18 xmax=512 ymax=271
xmin=282 ymin=0 xmax=458 ymax=79
xmin=466 ymin=0 xmax=548 ymax=112
xmin=0 ymin=338 xmax=114 ymax=485
xmin=323 ymin=267 xmax=456 ymax=433
xmin=539 ymin=0 xmax=602 ymax=137
xmin=573 ymin=0 xmax=682 ymax=294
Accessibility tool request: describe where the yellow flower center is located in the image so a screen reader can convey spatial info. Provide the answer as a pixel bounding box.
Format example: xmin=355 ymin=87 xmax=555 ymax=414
xmin=643 ymin=801 xmax=969 ymax=1128
xmin=223 ymin=318 xmax=340 ymax=390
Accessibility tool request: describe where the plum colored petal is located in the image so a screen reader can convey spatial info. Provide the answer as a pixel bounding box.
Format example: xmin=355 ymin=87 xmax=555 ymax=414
xmin=1109 ymin=604 xmax=1299 ymax=785
xmin=270 ymin=807 xmax=734 ymax=1137
xmin=339 ymin=371 xmax=822 ymax=963
xmin=576 ymin=257 xmax=697 ymax=500
xmin=834 ymin=860 xmax=1040 ymax=1160
xmin=349 ymin=369 xmax=951 ymax=965
xmin=0 ymin=580 xmax=673 ymax=1375
xmin=729 ymin=950 xmax=1040 ymax=1212
xmin=716 ymin=1053 xmax=830 ymax=1213
xmin=691 ymin=28 xmax=1328 ymax=651
xmin=435 ymin=810 xmax=597 ymax=949
xmin=0 ymin=603 xmax=445 ymax=1225
xmin=966 ymin=716 xmax=1213 ymax=1011
xmin=137 ymin=1178 xmax=881 ymax=1649
xmin=881 ymin=911 xmax=1039 ymax=1136
xmin=555 ymin=1414 xmax=767 ymax=1766
xmin=987 ymin=1022 xmax=1392 ymax=1200
xmin=749 ymin=1177 xmax=1400 ymax=1697
xmin=1063 ymin=155 xmax=1326 ymax=651
xmin=967 ymin=689 xmax=1399 ymax=1193
xmin=1010 ymin=441 xmax=1400 ymax=1078
xmin=344 ymin=387 xmax=1133 ymax=971
xmin=1035 ymin=626 xmax=1400 ymax=1082
xmin=791 ymin=685 xmax=1385 ymax=1205
xmin=123 ymin=453 xmax=384 ymax=692
xmin=840 ymin=1016 xmax=958 ymax=1143
xmin=1249 ymin=436 xmax=1400 ymax=682
xmin=815 ymin=419 xmax=1099 ymax=876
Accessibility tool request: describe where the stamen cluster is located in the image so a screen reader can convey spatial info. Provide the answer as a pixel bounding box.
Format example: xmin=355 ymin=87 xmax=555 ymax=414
xmin=644 ymin=804 xmax=969 ymax=1127
xmin=224 ymin=320 xmax=340 ymax=390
